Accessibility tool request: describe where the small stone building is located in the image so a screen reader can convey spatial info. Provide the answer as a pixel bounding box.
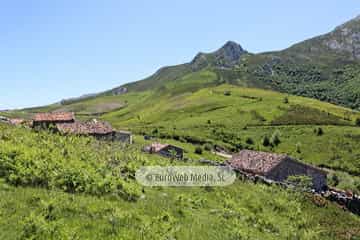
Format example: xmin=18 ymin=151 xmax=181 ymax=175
xmin=228 ymin=150 xmax=327 ymax=191
xmin=33 ymin=112 xmax=75 ymax=129
xmin=56 ymin=119 xmax=132 ymax=143
xmin=113 ymin=130 xmax=133 ymax=144
xmin=144 ymin=142 xmax=183 ymax=159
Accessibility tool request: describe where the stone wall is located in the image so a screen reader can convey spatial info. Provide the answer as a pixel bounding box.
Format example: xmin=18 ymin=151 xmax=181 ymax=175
xmin=265 ymin=158 xmax=327 ymax=191
xmin=159 ymin=145 xmax=183 ymax=159
xmin=113 ymin=131 xmax=132 ymax=144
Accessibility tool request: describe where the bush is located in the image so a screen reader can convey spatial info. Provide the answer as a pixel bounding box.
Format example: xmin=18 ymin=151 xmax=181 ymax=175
xmin=204 ymin=143 xmax=212 ymax=151
xmin=194 ymin=146 xmax=203 ymax=155
xmin=0 ymin=125 xmax=143 ymax=202
xmin=245 ymin=137 xmax=254 ymax=145
xmin=270 ymin=130 xmax=281 ymax=146
xmin=328 ymin=173 xmax=340 ymax=187
xmin=356 ymin=118 xmax=360 ymax=126
xmin=262 ymin=136 xmax=270 ymax=146
xmin=315 ymin=127 xmax=324 ymax=136
xmin=287 ymin=175 xmax=312 ymax=189
xmin=152 ymin=128 xmax=159 ymax=134
xmin=295 ymin=142 xmax=301 ymax=153
xmin=283 ymin=97 xmax=289 ymax=104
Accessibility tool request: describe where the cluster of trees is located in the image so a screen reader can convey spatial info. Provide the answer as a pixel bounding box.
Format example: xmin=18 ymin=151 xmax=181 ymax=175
xmin=251 ymin=61 xmax=360 ymax=110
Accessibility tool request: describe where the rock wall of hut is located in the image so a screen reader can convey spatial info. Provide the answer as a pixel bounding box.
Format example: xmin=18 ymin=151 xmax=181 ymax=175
xmin=265 ymin=158 xmax=327 ymax=191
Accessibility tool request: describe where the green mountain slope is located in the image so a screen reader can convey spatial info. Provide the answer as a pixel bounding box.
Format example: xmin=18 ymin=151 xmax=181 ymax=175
xmin=98 ymin=84 xmax=360 ymax=178
xmin=106 ymin=16 xmax=360 ymax=110
xmin=14 ymin=15 xmax=360 ymax=115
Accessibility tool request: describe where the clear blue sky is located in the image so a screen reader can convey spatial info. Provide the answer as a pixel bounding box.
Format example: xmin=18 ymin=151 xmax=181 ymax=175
xmin=1 ymin=0 xmax=359 ymax=109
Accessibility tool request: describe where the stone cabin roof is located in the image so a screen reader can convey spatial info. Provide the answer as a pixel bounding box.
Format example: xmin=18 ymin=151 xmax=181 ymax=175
xmin=9 ymin=118 xmax=26 ymax=125
xmin=56 ymin=120 xmax=113 ymax=135
xmin=33 ymin=112 xmax=75 ymax=122
xmin=147 ymin=142 xmax=169 ymax=153
xmin=229 ymin=150 xmax=327 ymax=176
xmin=144 ymin=142 xmax=184 ymax=154
xmin=229 ymin=150 xmax=286 ymax=175
xmin=117 ymin=130 xmax=132 ymax=135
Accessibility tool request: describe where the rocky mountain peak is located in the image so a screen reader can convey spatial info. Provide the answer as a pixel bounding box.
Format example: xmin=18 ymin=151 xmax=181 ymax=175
xmin=323 ymin=15 xmax=360 ymax=59
xmin=190 ymin=41 xmax=247 ymax=70
xmin=214 ymin=41 xmax=247 ymax=66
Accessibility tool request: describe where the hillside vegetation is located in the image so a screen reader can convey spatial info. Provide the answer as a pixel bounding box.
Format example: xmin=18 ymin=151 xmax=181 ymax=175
xmin=10 ymin=80 xmax=360 ymax=192
xmin=0 ymin=123 xmax=360 ymax=239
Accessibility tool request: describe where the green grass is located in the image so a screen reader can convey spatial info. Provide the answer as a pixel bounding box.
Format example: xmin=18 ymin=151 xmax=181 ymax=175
xmin=0 ymin=99 xmax=360 ymax=239
xmin=89 ymin=84 xmax=360 ymax=192
xmin=1 ymin=175 xmax=360 ymax=239
xmin=6 ymin=82 xmax=360 ymax=190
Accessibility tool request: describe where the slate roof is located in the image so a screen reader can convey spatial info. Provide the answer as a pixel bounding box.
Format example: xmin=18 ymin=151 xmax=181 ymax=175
xmin=33 ymin=112 xmax=75 ymax=122
xmin=9 ymin=118 xmax=26 ymax=125
xmin=229 ymin=150 xmax=288 ymax=175
xmin=117 ymin=130 xmax=132 ymax=135
xmin=56 ymin=120 xmax=113 ymax=135
xmin=145 ymin=142 xmax=169 ymax=153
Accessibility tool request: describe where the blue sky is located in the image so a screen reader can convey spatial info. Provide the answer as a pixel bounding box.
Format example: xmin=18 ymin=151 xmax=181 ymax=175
xmin=1 ymin=0 xmax=359 ymax=109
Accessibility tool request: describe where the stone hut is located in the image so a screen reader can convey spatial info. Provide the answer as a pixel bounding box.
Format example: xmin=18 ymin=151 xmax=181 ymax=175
xmin=113 ymin=130 xmax=133 ymax=144
xmin=9 ymin=118 xmax=26 ymax=126
xmin=33 ymin=112 xmax=75 ymax=129
xmin=144 ymin=142 xmax=183 ymax=159
xmin=56 ymin=119 xmax=132 ymax=143
xmin=228 ymin=150 xmax=327 ymax=191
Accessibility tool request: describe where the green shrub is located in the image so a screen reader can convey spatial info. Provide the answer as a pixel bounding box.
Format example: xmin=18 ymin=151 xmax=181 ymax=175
xmin=262 ymin=136 xmax=270 ymax=147
xmin=328 ymin=173 xmax=340 ymax=187
xmin=287 ymin=175 xmax=312 ymax=189
xmin=204 ymin=143 xmax=212 ymax=151
xmin=315 ymin=127 xmax=324 ymax=136
xmin=356 ymin=118 xmax=360 ymax=126
xmin=245 ymin=137 xmax=254 ymax=145
xmin=0 ymin=125 xmax=143 ymax=202
xmin=194 ymin=146 xmax=203 ymax=155
xmin=224 ymin=91 xmax=231 ymax=96
xmin=293 ymin=143 xmax=300 ymax=154
xmin=270 ymin=130 xmax=281 ymax=146
xmin=283 ymin=97 xmax=289 ymax=104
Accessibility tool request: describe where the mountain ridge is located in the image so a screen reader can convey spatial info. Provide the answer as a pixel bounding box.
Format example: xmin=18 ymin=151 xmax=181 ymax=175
xmin=17 ymin=15 xmax=360 ymax=111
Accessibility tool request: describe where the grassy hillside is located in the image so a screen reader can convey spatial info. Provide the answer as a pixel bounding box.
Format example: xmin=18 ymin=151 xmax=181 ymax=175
xmin=96 ymin=84 xmax=360 ymax=178
xmin=11 ymin=80 xmax=360 ymax=190
xmin=1 ymin=123 xmax=360 ymax=239
xmin=7 ymin=77 xmax=360 ymax=191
